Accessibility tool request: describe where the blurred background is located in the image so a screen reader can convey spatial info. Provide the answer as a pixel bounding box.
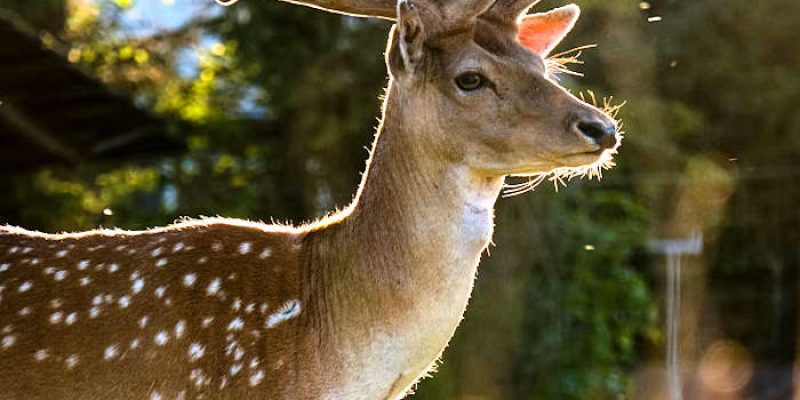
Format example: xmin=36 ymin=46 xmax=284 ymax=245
xmin=0 ymin=0 xmax=798 ymax=398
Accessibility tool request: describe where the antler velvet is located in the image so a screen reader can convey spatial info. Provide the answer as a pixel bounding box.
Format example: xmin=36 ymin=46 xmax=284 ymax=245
xmin=483 ymin=0 xmax=540 ymax=22
xmin=278 ymin=0 xmax=398 ymax=19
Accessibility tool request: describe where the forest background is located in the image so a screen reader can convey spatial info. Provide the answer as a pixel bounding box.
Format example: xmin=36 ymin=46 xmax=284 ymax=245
xmin=1 ymin=0 xmax=799 ymax=398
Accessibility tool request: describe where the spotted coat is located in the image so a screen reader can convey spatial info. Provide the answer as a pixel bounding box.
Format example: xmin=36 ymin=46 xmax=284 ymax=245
xmin=0 ymin=220 xmax=308 ymax=400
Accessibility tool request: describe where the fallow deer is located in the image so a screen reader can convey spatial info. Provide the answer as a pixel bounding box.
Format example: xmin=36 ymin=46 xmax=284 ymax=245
xmin=0 ymin=0 xmax=619 ymax=398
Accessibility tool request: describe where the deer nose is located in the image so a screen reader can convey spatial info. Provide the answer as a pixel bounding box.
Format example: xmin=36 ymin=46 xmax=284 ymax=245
xmin=576 ymin=118 xmax=617 ymax=149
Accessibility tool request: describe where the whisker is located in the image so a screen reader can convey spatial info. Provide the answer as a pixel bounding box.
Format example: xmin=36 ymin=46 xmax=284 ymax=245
xmin=546 ymin=44 xmax=597 ymax=80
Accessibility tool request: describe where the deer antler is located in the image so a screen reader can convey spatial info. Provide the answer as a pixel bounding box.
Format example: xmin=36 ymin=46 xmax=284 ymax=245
xmin=280 ymin=0 xmax=399 ymax=19
xmin=214 ymin=0 xmax=398 ymax=20
xmin=483 ymin=0 xmax=541 ymax=22
xmin=439 ymin=0 xmax=498 ymax=22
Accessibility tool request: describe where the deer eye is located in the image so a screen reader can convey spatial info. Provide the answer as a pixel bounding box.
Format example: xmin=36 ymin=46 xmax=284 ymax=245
xmin=454 ymin=72 xmax=486 ymax=91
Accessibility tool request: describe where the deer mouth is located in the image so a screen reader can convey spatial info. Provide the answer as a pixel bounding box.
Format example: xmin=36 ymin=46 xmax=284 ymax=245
xmin=580 ymin=149 xmax=607 ymax=156
xmin=565 ymin=147 xmax=610 ymax=160
xmin=554 ymin=146 xmax=618 ymax=169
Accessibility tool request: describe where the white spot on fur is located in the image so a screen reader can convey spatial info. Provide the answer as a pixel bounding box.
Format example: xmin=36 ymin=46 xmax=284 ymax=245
xmin=154 ymin=331 xmax=169 ymax=346
xmin=65 ymin=312 xmax=77 ymax=325
xmin=201 ymin=316 xmax=214 ymax=328
xmin=173 ymin=242 xmax=185 ymax=252
xmin=190 ymin=368 xmax=207 ymax=388
xmin=183 ymin=273 xmax=197 ymax=287
xmin=104 ymin=344 xmax=119 ymax=360
xmin=266 ymin=299 xmax=302 ymax=328
xmin=175 ymin=320 xmax=186 ymax=339
xmin=139 ymin=316 xmax=150 ymax=328
xmin=206 ymin=278 xmax=221 ymax=296
xmin=130 ymin=338 xmax=141 ymax=349
xmin=1 ymin=335 xmax=16 ymax=349
xmin=79 ymin=277 xmax=91 ymax=286
xmin=198 ymin=256 xmax=208 ymax=264
xmin=18 ymin=307 xmax=31 ymax=316
xmin=188 ymin=343 xmax=205 ymax=361
xmin=55 ymin=250 xmax=68 ymax=258
xmin=230 ymin=363 xmax=243 ymax=376
xmin=155 ymin=286 xmax=167 ymax=298
xmin=89 ymin=306 xmax=101 ymax=318
xmin=18 ymin=281 xmax=33 ymax=292
xmin=259 ymin=248 xmax=272 ymax=259
xmin=65 ymin=354 xmax=79 ymax=369
xmin=78 ymin=260 xmax=90 ymax=270
xmin=233 ymin=346 xmax=244 ymax=361
xmin=49 ymin=312 xmax=64 ymax=324
xmin=238 ymin=242 xmax=252 ymax=254
xmin=0 ymin=263 xmax=9 ymax=273
xmin=155 ymin=258 xmax=168 ymax=268
xmin=151 ymin=247 xmax=163 ymax=257
xmin=108 ymin=263 xmax=119 ymax=273
xmin=118 ymin=296 xmax=131 ymax=308
xmin=211 ymin=242 xmax=223 ymax=252
xmin=249 ymin=369 xmax=265 ymax=386
xmin=150 ymin=391 xmax=162 ymax=400
xmin=34 ymin=349 xmax=49 ymax=361
xmin=50 ymin=298 xmax=63 ymax=309
xmin=132 ymin=278 xmax=145 ymax=294
xmin=54 ymin=270 xmax=68 ymax=281
xmin=227 ymin=317 xmax=244 ymax=331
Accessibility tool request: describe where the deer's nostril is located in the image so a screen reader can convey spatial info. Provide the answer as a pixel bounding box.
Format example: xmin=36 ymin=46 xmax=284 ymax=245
xmin=577 ymin=120 xmax=617 ymax=149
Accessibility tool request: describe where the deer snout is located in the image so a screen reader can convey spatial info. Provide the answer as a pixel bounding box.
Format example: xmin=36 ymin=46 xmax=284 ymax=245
xmin=573 ymin=117 xmax=617 ymax=150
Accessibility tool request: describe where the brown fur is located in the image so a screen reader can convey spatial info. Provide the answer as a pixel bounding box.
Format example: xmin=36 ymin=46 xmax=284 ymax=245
xmin=0 ymin=0 xmax=619 ymax=399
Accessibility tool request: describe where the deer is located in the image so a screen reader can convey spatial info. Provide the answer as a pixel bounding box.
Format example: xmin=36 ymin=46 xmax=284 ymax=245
xmin=0 ymin=0 xmax=619 ymax=398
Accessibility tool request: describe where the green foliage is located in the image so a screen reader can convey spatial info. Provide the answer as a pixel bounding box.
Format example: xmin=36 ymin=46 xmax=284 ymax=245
xmin=12 ymin=167 xmax=158 ymax=231
xmin=513 ymin=188 xmax=657 ymax=399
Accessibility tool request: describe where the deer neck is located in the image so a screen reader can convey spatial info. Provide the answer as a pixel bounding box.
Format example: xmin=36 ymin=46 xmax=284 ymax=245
xmin=347 ymin=90 xmax=503 ymax=308
xmin=306 ymin=84 xmax=504 ymax=384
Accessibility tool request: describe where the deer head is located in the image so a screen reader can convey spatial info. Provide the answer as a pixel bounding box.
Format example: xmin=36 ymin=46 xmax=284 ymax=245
xmin=384 ymin=0 xmax=618 ymax=183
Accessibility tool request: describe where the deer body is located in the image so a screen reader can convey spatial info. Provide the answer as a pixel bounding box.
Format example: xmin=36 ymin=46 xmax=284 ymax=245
xmin=1 ymin=0 xmax=620 ymax=398
xmin=0 ymin=87 xmax=502 ymax=399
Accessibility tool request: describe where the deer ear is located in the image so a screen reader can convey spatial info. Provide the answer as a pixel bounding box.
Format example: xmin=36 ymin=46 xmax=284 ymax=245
xmin=397 ymin=0 xmax=425 ymax=72
xmin=517 ymin=4 xmax=580 ymax=57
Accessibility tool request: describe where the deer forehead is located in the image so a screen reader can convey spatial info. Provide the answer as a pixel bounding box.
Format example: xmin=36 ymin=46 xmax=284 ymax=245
xmin=420 ymin=20 xmax=543 ymax=79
